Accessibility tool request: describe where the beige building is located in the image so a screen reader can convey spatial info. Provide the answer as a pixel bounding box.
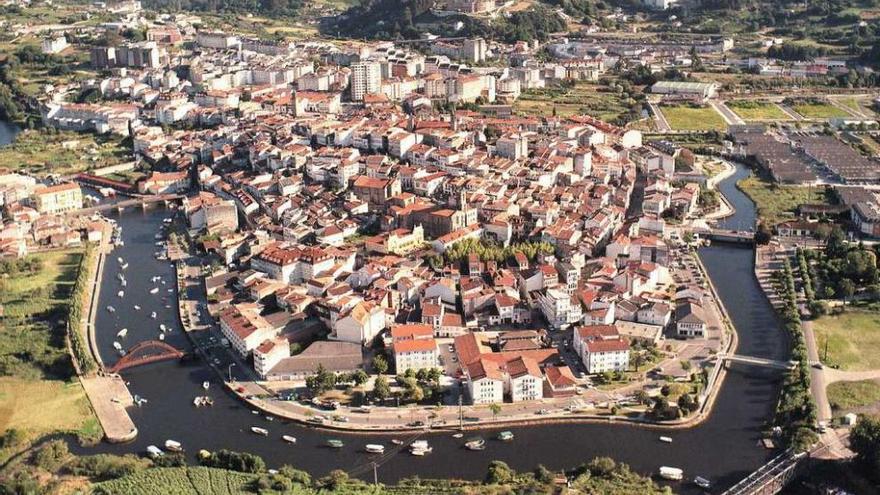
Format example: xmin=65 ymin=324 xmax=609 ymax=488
xmin=33 ymin=182 xmax=83 ymax=214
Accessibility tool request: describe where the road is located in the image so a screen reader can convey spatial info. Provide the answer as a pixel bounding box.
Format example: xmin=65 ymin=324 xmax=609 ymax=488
xmin=648 ymin=102 xmax=671 ymax=132
xmin=710 ymin=100 xmax=745 ymax=126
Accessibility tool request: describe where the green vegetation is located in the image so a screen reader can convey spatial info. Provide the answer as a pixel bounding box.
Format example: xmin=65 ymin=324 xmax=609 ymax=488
xmin=827 ymin=380 xmax=880 ymax=411
xmin=788 ymin=99 xmax=850 ymax=119
xmin=737 ymin=175 xmax=828 ymax=225
xmin=813 ymin=311 xmax=880 ymax=371
xmin=0 ymin=251 xmax=100 ymax=464
xmin=850 ymin=416 xmax=880 ymax=486
xmin=92 ymin=455 xmax=670 ymax=495
xmin=0 ymin=128 xmax=131 ymax=177
xmin=68 ymin=245 xmax=97 ymax=375
xmin=429 ymin=238 xmax=556 ymax=267
xmin=772 ymin=259 xmax=819 ymax=452
xmin=514 ymin=83 xmax=640 ymax=125
xmin=658 ymin=104 xmax=727 ymax=131
xmin=94 ymin=466 xmax=257 ymax=494
xmin=726 ymin=100 xmax=790 ymax=121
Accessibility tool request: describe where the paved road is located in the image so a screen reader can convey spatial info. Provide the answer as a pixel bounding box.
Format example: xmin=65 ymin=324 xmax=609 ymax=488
xmin=710 ymin=100 xmax=745 ymax=126
xmin=648 ymin=102 xmax=671 ymax=132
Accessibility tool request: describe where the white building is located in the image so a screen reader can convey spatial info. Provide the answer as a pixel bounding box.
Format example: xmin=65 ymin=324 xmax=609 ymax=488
xmin=350 ymin=61 xmax=382 ymax=101
xmin=332 ymin=301 xmax=386 ymax=344
xmin=537 ymin=287 xmax=583 ymax=329
xmin=41 ymin=35 xmax=68 ymax=54
xmin=218 ymin=304 xmax=276 ymax=357
xmin=391 ymin=324 xmax=438 ymax=372
xmin=253 ymin=337 xmax=290 ymax=378
xmin=573 ymin=325 xmax=630 ymax=374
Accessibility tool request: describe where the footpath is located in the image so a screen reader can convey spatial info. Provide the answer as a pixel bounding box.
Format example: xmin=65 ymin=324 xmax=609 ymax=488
xmin=77 ymin=220 xmax=139 ymax=443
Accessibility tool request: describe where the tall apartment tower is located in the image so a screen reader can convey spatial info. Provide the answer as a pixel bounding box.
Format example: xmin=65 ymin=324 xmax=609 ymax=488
xmin=350 ymin=61 xmax=382 ymax=101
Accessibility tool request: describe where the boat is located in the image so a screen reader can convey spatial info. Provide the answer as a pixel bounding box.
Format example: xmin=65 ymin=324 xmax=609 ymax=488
xmin=391 ymin=439 xmax=404 ymax=445
xmin=151 ymin=311 xmax=157 ymax=319
xmin=146 ymin=445 xmax=164 ymax=458
xmin=326 ymin=439 xmax=344 ymax=448
xmin=658 ymin=466 xmax=684 ymax=481
xmin=364 ymin=444 xmax=385 ymax=454
xmin=251 ymin=427 xmax=269 ymax=436
xmin=158 ymin=333 xmax=165 ymax=341
xmin=452 ymin=433 xmax=464 ymax=439
xmin=133 ymin=395 xmax=148 ymax=407
xmin=150 ymin=288 xmax=159 ymax=294
xmin=164 ymin=440 xmax=183 ymax=452
xmin=159 ymin=324 xmax=167 ymax=332
xmin=694 ymin=476 xmax=711 ymax=489
xmin=118 ymin=348 xmax=126 ymax=356
xmin=116 ymin=328 xmax=128 ymax=339
xmin=117 ymin=257 xmax=124 ymax=264
xmin=497 ymin=431 xmax=514 ymax=442
xmin=106 ymin=305 xmax=115 ymax=313
xmin=464 ymin=437 xmax=486 ymax=451
xmin=117 ymin=290 xmax=124 ymax=298
xmin=203 ymin=381 xmax=210 ymax=390
xmin=121 ymin=263 xmax=128 ymax=270
xmin=113 ymin=341 xmax=122 ymax=350
xmin=265 ymin=416 xmax=274 ymax=421
xmin=282 ymin=435 xmax=297 ymax=444
xmin=410 ymin=446 xmax=432 ymax=456
xmin=659 ymin=436 xmax=673 ymax=444
xmin=120 ymin=279 xmax=127 ymax=287
xmin=134 ymin=305 xmax=140 ymax=310
xmin=409 ymin=440 xmax=432 ymax=455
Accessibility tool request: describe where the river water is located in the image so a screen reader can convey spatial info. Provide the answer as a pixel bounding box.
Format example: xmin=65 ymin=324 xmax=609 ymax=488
xmin=0 ymin=124 xmax=786 ymax=491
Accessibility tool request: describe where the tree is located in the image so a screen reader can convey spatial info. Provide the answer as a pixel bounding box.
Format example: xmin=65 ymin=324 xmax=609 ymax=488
xmin=754 ymin=222 xmax=773 ymax=245
xmin=838 ymin=278 xmax=856 ymax=305
xmin=789 ymin=426 xmax=818 ymax=454
xmin=372 ymin=355 xmax=388 ymax=375
xmin=485 ymin=460 xmax=515 ymax=484
xmin=533 ymin=464 xmax=554 ymax=484
xmin=351 ymin=369 xmax=369 ymax=386
xmin=587 ymin=456 xmax=616 ymax=476
xmin=677 ymin=393 xmax=698 ymax=414
xmin=278 ymin=465 xmax=311 ymax=486
xmin=851 ymin=416 xmax=880 ymax=483
xmin=373 ymin=375 xmax=391 ymax=400
xmin=319 ymin=469 xmax=350 ymax=490
xmin=634 ymin=390 xmax=651 ymax=406
xmin=488 ymin=403 xmax=502 ymax=420
xmin=305 ymin=364 xmax=336 ymax=395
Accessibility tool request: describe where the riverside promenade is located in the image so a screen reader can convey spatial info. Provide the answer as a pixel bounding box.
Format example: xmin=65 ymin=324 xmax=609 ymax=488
xmin=77 ymin=219 xmax=138 ymax=443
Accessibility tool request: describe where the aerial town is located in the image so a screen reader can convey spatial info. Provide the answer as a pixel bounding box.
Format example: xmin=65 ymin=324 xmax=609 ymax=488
xmin=3 ymin=0 xmax=880 ymax=493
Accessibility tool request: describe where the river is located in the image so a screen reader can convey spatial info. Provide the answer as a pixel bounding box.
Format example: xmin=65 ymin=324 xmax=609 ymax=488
xmin=0 ymin=124 xmax=786 ymax=491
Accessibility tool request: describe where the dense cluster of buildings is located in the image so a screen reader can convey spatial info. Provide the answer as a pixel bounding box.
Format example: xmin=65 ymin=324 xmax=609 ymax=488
xmin=7 ymin=19 xmax=721 ymax=404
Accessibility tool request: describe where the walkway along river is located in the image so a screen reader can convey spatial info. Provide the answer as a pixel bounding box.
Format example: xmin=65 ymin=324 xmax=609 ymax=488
xmin=64 ymin=161 xmax=787 ymax=491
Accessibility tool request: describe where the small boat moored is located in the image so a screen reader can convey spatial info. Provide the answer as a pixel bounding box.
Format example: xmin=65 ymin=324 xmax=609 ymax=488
xmin=146 ymin=445 xmax=164 ymax=458
xmin=326 ymin=439 xmax=344 ymax=448
xmin=150 ymin=288 xmax=160 ymax=294
xmin=203 ymin=381 xmax=210 ymax=390
xmin=164 ymin=440 xmax=183 ymax=452
xmin=409 ymin=440 xmax=432 ymax=456
xmin=251 ymin=427 xmax=269 ymax=436
xmin=452 ymin=433 xmax=464 ymax=438
xmin=658 ymin=466 xmax=684 ymax=481
xmin=106 ymin=305 xmax=115 ymax=313
xmin=659 ymin=436 xmax=673 ymax=443
xmin=497 ymin=430 xmax=514 ymax=442
xmin=694 ymin=476 xmax=712 ymax=489
xmin=364 ymin=444 xmax=385 ymax=454
xmin=465 ymin=437 xmax=486 ymax=451
xmin=391 ymin=439 xmax=404 ymax=445
xmin=282 ymin=435 xmax=297 ymax=444
xmin=116 ymin=328 xmax=128 ymax=339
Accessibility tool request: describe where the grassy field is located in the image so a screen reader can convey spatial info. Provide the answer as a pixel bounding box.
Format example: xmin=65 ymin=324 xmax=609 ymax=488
xmin=737 ymin=175 xmax=828 ymax=225
xmin=0 ymin=129 xmax=131 ymax=177
xmin=813 ymin=311 xmax=880 ymax=371
xmin=514 ymin=83 xmax=633 ymax=123
xmin=827 ymin=379 xmax=880 ymax=411
xmin=0 ymin=250 xmax=99 ymax=457
xmin=791 ymin=102 xmax=851 ymax=119
xmin=726 ymin=100 xmax=790 ymax=121
xmin=658 ymin=104 xmax=727 ymax=131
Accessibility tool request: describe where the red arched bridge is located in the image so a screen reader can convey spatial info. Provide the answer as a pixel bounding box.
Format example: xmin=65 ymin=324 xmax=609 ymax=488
xmin=108 ymin=340 xmax=185 ymax=373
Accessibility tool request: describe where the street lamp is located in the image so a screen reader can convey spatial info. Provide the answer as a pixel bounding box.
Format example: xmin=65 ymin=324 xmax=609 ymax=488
xmin=228 ymin=363 xmax=236 ymax=383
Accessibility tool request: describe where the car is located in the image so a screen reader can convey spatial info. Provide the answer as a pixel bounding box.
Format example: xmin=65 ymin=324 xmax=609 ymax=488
xmin=451 ymin=356 xmax=458 ymax=363
xmin=536 ymin=409 xmax=549 ymax=415
xmin=447 ymin=345 xmax=454 ymax=352
xmin=813 ymin=362 xmax=824 ymax=370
